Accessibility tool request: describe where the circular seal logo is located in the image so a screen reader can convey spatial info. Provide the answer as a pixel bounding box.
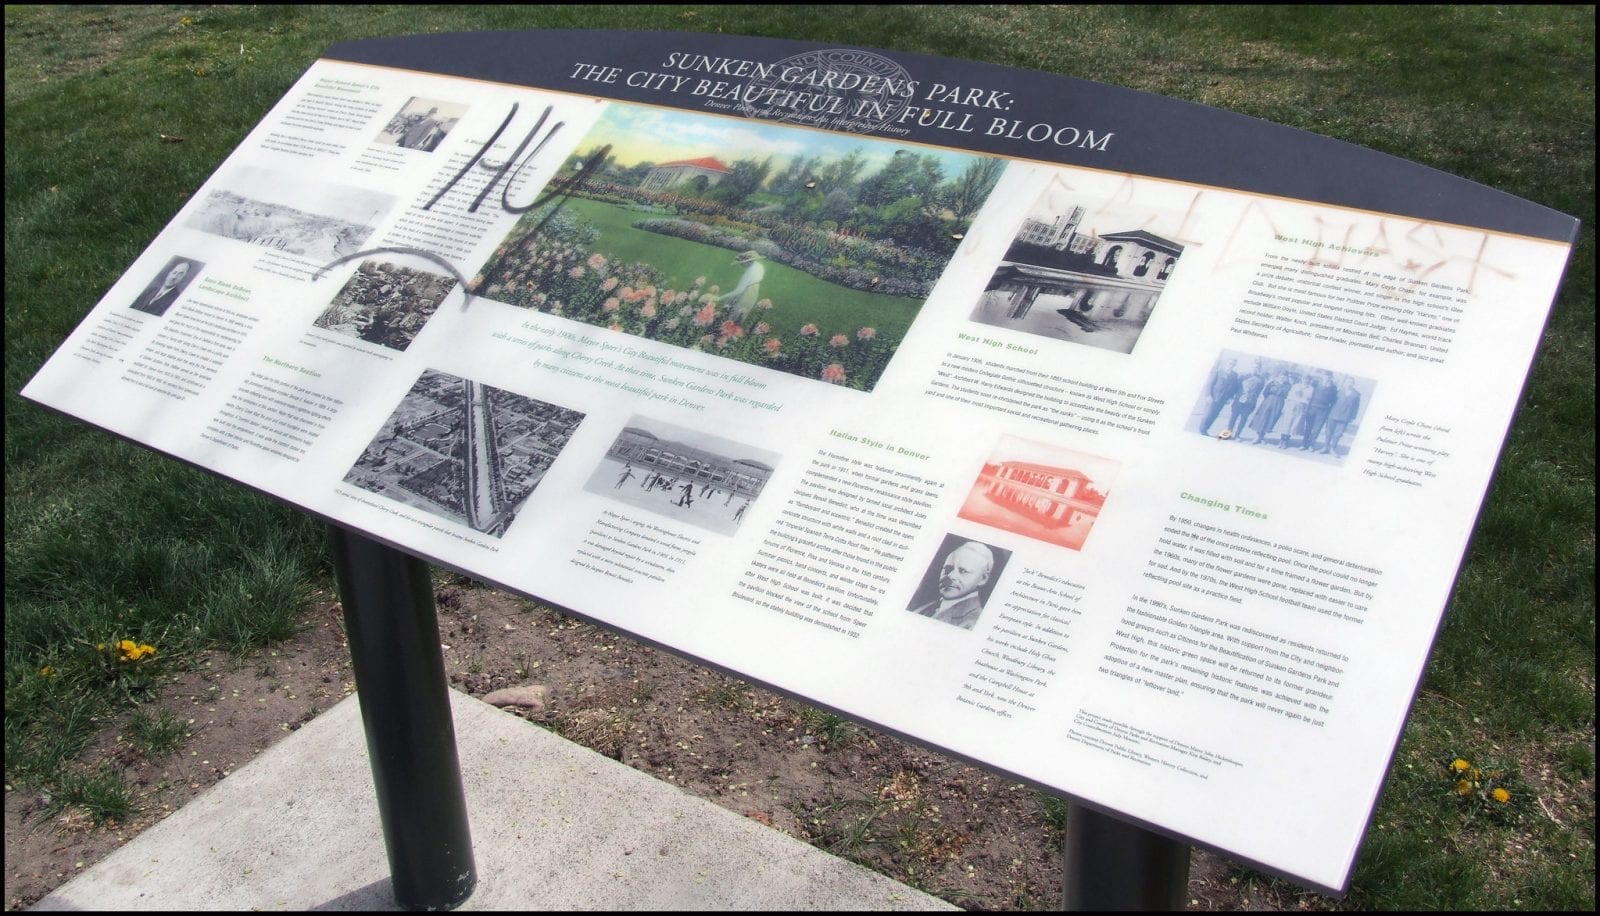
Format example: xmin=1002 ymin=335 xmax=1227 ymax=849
xmin=736 ymin=48 xmax=915 ymax=133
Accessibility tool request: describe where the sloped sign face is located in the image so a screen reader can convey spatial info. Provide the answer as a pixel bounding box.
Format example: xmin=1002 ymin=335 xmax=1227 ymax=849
xmin=22 ymin=29 xmax=1578 ymax=894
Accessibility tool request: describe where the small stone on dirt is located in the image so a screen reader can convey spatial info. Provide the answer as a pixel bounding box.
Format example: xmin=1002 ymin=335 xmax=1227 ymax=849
xmin=482 ymin=685 xmax=548 ymax=710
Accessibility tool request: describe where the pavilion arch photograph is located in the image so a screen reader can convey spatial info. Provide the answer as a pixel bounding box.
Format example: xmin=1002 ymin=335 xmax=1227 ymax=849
xmin=957 ymin=434 xmax=1121 ymax=551
xmin=971 ymin=174 xmax=1190 ymax=355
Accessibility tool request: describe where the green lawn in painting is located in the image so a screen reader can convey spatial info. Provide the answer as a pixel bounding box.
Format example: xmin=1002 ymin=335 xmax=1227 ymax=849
xmin=559 ymin=196 xmax=923 ymax=340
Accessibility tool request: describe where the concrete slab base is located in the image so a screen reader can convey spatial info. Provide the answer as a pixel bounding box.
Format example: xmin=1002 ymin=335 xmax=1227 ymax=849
xmin=32 ymin=690 xmax=953 ymax=911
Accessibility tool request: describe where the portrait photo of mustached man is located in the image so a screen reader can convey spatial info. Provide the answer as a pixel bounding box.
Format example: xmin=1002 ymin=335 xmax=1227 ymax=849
xmin=907 ymin=534 xmax=1011 ymax=631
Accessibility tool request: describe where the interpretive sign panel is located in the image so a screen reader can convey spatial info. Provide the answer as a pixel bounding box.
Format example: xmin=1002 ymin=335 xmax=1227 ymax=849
xmin=21 ymin=30 xmax=1578 ymax=894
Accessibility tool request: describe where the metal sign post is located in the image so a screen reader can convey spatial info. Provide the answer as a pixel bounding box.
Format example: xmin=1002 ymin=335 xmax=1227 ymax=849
xmin=1063 ymin=802 xmax=1190 ymax=911
xmin=329 ymin=525 xmax=477 ymax=911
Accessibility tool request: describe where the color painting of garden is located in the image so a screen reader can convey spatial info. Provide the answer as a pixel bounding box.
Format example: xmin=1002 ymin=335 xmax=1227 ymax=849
xmin=472 ymin=103 xmax=1005 ymax=391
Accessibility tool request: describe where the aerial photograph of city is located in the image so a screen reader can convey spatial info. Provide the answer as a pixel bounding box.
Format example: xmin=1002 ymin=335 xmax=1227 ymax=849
xmin=344 ymin=369 xmax=585 ymax=537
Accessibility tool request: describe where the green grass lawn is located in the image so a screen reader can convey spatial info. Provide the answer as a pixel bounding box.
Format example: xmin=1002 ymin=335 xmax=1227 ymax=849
xmin=5 ymin=5 xmax=1592 ymax=911
xmin=562 ymin=196 xmax=924 ymax=339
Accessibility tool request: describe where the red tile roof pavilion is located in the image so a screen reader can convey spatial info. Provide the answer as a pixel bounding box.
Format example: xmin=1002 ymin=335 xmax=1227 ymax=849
xmin=655 ymin=157 xmax=732 ymax=173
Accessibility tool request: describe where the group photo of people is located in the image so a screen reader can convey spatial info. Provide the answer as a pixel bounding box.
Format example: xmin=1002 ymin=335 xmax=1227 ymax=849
xmin=374 ymin=96 xmax=466 ymax=152
xmin=1189 ymin=349 xmax=1376 ymax=462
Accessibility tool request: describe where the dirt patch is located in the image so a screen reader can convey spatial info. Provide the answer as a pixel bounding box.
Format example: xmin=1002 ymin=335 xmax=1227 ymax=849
xmin=6 ymin=582 xmax=1296 ymax=911
xmin=4 ymin=600 xmax=354 ymax=910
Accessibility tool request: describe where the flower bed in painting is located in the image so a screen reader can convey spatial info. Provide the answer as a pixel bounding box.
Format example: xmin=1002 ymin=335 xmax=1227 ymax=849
xmin=475 ymin=214 xmax=900 ymax=391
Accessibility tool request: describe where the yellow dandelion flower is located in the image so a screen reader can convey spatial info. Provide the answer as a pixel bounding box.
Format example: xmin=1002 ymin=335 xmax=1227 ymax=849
xmin=119 ymin=642 xmax=155 ymax=662
xmin=1455 ymin=779 xmax=1474 ymax=796
xmin=1491 ymin=787 xmax=1511 ymax=804
xmin=39 ymin=666 xmax=57 ymax=678
xmin=113 ymin=639 xmax=156 ymax=662
xmin=1450 ymin=758 xmax=1471 ymax=773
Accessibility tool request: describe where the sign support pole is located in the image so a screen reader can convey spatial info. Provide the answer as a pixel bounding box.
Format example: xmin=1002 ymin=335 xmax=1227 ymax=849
xmin=1063 ymin=801 xmax=1190 ymax=910
xmin=329 ymin=525 xmax=477 ymax=911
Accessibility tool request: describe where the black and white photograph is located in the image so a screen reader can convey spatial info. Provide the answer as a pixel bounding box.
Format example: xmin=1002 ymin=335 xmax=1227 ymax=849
xmin=185 ymin=165 xmax=395 ymax=262
xmin=312 ymin=259 xmax=457 ymax=352
xmin=905 ymin=533 xmax=1013 ymax=631
xmin=128 ymin=255 xmax=204 ymax=317
xmin=374 ymin=96 xmax=466 ymax=152
xmin=971 ymin=180 xmax=1186 ymax=354
xmin=344 ymin=369 xmax=585 ymax=537
xmin=583 ymin=416 xmax=779 ymax=536
xmin=1188 ymin=349 xmax=1377 ymax=463
xmin=957 ymin=435 xmax=1118 ymax=551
